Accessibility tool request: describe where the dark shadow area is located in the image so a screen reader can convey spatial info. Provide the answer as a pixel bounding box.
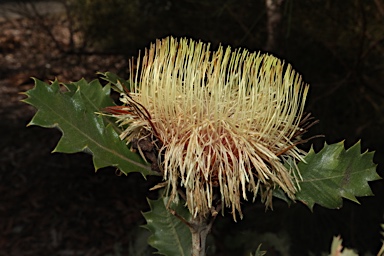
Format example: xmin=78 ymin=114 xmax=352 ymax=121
xmin=0 ymin=0 xmax=383 ymax=255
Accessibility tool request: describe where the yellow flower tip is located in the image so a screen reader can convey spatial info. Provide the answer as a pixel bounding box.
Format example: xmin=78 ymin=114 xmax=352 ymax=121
xmin=112 ymin=36 xmax=312 ymax=219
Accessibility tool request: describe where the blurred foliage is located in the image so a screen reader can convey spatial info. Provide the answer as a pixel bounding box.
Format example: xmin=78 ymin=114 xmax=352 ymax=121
xmin=65 ymin=0 xmax=267 ymax=54
xmin=66 ymin=0 xmax=144 ymax=53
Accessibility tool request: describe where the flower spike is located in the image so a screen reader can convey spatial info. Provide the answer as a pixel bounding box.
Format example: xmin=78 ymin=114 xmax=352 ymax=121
xmin=109 ymin=37 xmax=311 ymax=220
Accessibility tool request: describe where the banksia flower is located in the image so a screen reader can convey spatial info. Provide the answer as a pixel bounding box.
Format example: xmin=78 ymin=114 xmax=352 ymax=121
xmin=108 ymin=37 xmax=311 ymax=220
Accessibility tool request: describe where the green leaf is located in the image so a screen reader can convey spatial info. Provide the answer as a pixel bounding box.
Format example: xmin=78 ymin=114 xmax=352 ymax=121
xmin=22 ymin=78 xmax=156 ymax=176
xmin=295 ymin=141 xmax=381 ymax=210
xmin=99 ymin=71 xmax=132 ymax=93
xmin=142 ymin=196 xmax=192 ymax=256
xmin=272 ymin=186 xmax=292 ymax=205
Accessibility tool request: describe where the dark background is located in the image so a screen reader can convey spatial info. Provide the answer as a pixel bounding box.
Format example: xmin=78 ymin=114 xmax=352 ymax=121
xmin=0 ymin=0 xmax=383 ymax=255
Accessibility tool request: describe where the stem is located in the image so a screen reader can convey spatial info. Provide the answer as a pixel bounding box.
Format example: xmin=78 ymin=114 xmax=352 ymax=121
xmin=170 ymin=192 xmax=221 ymax=255
xmin=189 ymin=214 xmax=213 ymax=256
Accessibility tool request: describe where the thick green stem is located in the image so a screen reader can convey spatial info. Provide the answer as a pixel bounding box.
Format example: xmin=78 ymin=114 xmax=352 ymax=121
xmin=189 ymin=214 xmax=212 ymax=256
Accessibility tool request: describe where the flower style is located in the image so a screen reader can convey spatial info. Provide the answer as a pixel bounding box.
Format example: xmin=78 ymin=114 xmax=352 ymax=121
xmin=108 ymin=37 xmax=311 ymax=220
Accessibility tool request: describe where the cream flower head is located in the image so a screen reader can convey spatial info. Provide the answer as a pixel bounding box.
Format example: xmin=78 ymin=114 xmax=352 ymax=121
xmin=109 ymin=37 xmax=310 ymax=220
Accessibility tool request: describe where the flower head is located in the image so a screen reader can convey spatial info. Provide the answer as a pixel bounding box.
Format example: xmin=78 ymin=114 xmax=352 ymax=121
xmin=109 ymin=37 xmax=310 ymax=220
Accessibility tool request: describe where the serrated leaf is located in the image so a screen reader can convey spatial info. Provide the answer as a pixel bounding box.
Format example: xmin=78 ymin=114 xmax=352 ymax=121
xmin=142 ymin=197 xmax=192 ymax=256
xmin=22 ymin=78 xmax=156 ymax=176
xmin=295 ymin=141 xmax=381 ymax=210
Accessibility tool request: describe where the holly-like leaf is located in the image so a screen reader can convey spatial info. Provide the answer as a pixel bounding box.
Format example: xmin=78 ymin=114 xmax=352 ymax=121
xmin=22 ymin=78 xmax=156 ymax=176
xmin=142 ymin=196 xmax=192 ymax=256
xmin=295 ymin=141 xmax=381 ymax=210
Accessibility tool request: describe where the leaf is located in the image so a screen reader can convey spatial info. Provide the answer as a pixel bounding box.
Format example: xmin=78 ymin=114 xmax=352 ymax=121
xmin=22 ymin=78 xmax=156 ymax=176
xmin=250 ymin=244 xmax=267 ymax=256
xmin=379 ymin=242 xmax=384 ymax=256
xmin=295 ymin=141 xmax=381 ymax=210
xmin=99 ymin=71 xmax=132 ymax=93
xmin=329 ymin=236 xmax=358 ymax=256
xmin=142 ymin=196 xmax=192 ymax=256
xmin=272 ymin=186 xmax=293 ymax=205
xmin=378 ymin=224 xmax=384 ymax=256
